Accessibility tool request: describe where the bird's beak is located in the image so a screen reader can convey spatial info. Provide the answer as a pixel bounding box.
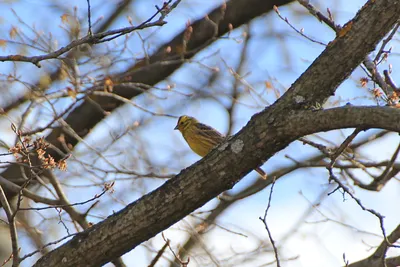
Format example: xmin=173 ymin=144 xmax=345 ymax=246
xmin=174 ymin=124 xmax=179 ymax=130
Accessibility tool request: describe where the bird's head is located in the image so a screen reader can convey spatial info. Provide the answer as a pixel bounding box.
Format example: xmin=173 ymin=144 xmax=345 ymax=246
xmin=174 ymin=115 xmax=198 ymax=132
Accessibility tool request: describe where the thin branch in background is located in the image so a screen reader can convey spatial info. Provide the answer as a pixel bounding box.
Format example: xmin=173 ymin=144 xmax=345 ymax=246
xmin=10 ymin=9 xmax=48 ymax=51
xmin=374 ymin=21 xmax=400 ymax=63
xmin=0 ymin=0 xmax=179 ymax=67
xmin=148 ymin=240 xmax=169 ymax=267
xmin=2 ymin=252 xmax=14 ymax=267
xmin=162 ymin=233 xmax=190 ymax=267
xmin=0 ymin=185 xmax=20 ymax=267
xmin=19 ymin=233 xmax=78 ymax=262
xmin=46 ymin=171 xmax=89 ymax=228
xmin=363 ymin=57 xmax=390 ymax=96
xmin=327 ymin=129 xmax=400 ymax=191
xmin=273 ymin=5 xmax=326 ymax=46
xmin=56 ymin=207 xmax=71 ymax=235
xmin=82 ymin=200 xmax=100 ymax=218
xmin=277 ymin=186 xmax=336 ymax=246
xmin=298 ymin=137 xmax=331 ymax=156
xmin=375 ymin=223 xmax=400 ymax=252
xmin=10 ymin=124 xmax=37 ymax=212
xmin=296 ymin=0 xmax=337 ymax=30
xmin=227 ymin=24 xmax=250 ymax=135
xmin=259 ymin=178 xmax=280 ymax=267
xmin=369 ymin=142 xmax=400 ymax=188
xmin=221 ymin=57 xmax=270 ymax=107
xmin=16 ymin=212 xmax=49 ymax=258
xmin=18 ymin=186 xmax=109 ymax=211
xmin=384 ymin=69 xmax=399 ymax=92
xmin=325 ymin=128 xmax=393 ymax=252
xmin=97 ymin=0 xmax=181 ymax=44
xmin=87 ymin=0 xmax=93 ymax=36
xmin=0 ymin=176 xmax=59 ymax=206
xmin=327 ymin=169 xmax=389 ymax=249
xmin=329 ymin=128 xmax=361 ymax=167
xmin=91 ymin=91 xmax=177 ymax=118
xmin=189 ymin=213 xmax=248 ymax=238
xmin=343 ymin=253 xmax=350 ymax=267
xmin=20 ymin=94 xmax=85 ymax=136
xmin=0 ymin=0 xmax=136 ymax=116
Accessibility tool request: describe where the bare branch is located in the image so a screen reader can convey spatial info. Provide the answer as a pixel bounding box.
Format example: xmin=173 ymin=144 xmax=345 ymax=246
xmin=259 ymin=179 xmax=280 ymax=267
xmin=0 ymin=2 xmax=171 ymax=67
xmin=0 ymin=185 xmax=19 ymax=266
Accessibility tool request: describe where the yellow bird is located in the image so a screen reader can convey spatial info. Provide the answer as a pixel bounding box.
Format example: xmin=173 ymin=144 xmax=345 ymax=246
xmin=174 ymin=115 xmax=267 ymax=179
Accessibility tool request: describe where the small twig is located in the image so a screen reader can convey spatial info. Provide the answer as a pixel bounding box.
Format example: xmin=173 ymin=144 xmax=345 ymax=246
xmin=365 ymin=142 xmax=400 ymax=191
xmin=259 ymin=178 xmax=280 ymax=267
xmin=162 ymin=233 xmax=190 ymax=266
xmin=0 ymin=185 xmax=20 ymax=267
xmin=298 ymin=137 xmax=331 ymax=155
xmin=0 ymin=175 xmax=60 ymax=206
xmin=273 ymin=5 xmax=326 ymax=46
xmin=82 ymin=200 xmax=100 ymax=217
xmin=327 ymin=169 xmax=389 ymax=248
xmin=57 ymin=207 xmax=71 ymax=235
xmin=374 ymin=21 xmax=400 ymax=63
xmin=297 ymin=0 xmax=338 ymax=30
xmin=21 ymin=95 xmax=85 ymax=136
xmin=86 ymin=0 xmax=92 ymax=36
xmin=329 ymin=128 xmax=361 ymax=168
xmin=227 ymin=25 xmax=250 ymax=134
xmin=19 ymin=233 xmax=77 ymax=262
xmin=380 ymin=142 xmax=400 ymax=179
xmin=2 ymin=252 xmax=14 ymax=267
xmin=148 ymin=241 xmax=169 ymax=267
xmin=18 ymin=188 xmax=108 ymax=211
xmin=384 ymin=70 xmax=399 ymax=92
xmin=343 ymin=253 xmax=349 ymax=267
xmin=92 ymin=91 xmax=177 ymax=118
xmin=363 ymin=57 xmax=389 ymax=96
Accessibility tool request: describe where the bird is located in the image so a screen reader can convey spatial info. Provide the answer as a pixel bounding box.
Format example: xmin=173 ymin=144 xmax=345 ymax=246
xmin=174 ymin=115 xmax=267 ymax=179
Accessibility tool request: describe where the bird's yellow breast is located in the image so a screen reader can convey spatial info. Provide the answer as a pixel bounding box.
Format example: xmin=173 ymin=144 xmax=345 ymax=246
xmin=182 ymin=130 xmax=213 ymax=157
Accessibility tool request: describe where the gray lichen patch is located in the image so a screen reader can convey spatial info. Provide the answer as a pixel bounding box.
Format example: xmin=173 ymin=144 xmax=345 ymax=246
xmin=231 ymin=139 xmax=244 ymax=154
xmin=294 ymin=95 xmax=305 ymax=104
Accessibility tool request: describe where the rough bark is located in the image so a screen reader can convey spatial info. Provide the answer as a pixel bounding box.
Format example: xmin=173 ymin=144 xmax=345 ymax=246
xmin=33 ymin=1 xmax=400 ymax=266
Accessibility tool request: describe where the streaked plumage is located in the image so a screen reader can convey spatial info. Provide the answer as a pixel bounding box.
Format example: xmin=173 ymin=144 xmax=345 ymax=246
xmin=174 ymin=115 xmax=267 ymax=179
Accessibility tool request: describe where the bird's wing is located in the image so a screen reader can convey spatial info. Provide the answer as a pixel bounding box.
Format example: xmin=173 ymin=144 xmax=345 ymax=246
xmin=196 ymin=123 xmax=225 ymax=145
